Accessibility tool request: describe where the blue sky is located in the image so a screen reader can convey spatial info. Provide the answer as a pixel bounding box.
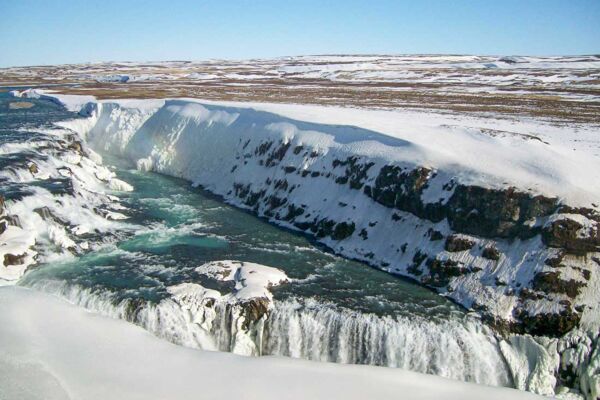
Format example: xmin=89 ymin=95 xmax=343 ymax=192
xmin=1 ymin=0 xmax=599 ymax=67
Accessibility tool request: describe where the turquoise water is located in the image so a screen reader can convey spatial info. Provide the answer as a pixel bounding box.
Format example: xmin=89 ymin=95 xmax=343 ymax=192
xmin=1 ymin=87 xmax=463 ymax=320
xmin=22 ymin=153 xmax=462 ymax=320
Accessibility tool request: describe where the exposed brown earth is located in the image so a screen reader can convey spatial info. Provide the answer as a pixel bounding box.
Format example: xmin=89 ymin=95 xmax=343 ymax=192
xmin=2 ymin=55 xmax=599 ymax=123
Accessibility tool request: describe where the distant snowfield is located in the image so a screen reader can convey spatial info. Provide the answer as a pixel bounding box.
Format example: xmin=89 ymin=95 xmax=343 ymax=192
xmin=0 ymin=286 xmax=543 ymax=400
xmin=3 ymin=55 xmax=598 ymax=122
xmin=5 ymin=55 xmax=599 ymax=89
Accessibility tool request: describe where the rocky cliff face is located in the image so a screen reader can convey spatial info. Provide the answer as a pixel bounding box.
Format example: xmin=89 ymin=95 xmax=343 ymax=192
xmin=225 ymin=141 xmax=599 ymax=337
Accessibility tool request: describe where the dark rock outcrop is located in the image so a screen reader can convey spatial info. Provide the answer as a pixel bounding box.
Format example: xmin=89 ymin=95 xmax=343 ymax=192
xmin=363 ymin=164 xmax=561 ymax=242
xmin=444 ymin=235 xmax=475 ymax=252
xmin=331 ymin=221 xmax=355 ymax=240
xmin=238 ymin=297 xmax=270 ymax=330
xmin=423 ymin=258 xmax=471 ymax=287
xmin=28 ymin=162 xmax=39 ymax=175
xmin=542 ymin=217 xmax=600 ymax=254
xmin=482 ymin=246 xmax=501 ymax=260
xmin=3 ymin=253 xmax=25 ymax=266
xmin=364 ymin=165 xmax=445 ymax=222
xmin=513 ymin=308 xmax=581 ymax=337
xmin=447 ymin=186 xmax=558 ymax=239
xmin=532 ymin=271 xmax=584 ymax=299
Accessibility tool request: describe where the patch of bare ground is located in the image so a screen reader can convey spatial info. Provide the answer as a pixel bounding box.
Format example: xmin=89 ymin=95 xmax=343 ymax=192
xmin=1 ymin=56 xmax=598 ymax=124
xmin=8 ymin=101 xmax=35 ymax=109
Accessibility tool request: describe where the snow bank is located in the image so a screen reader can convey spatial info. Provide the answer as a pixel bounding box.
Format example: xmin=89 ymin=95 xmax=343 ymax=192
xmin=0 ymin=286 xmax=543 ymax=400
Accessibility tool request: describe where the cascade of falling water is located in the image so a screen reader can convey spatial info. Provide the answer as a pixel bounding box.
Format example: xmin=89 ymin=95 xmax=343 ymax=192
xmin=25 ymin=280 xmax=512 ymax=387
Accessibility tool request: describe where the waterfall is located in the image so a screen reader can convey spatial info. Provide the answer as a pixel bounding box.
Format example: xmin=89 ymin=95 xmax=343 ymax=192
xmin=22 ymin=279 xmax=513 ymax=388
xmin=265 ymin=298 xmax=511 ymax=386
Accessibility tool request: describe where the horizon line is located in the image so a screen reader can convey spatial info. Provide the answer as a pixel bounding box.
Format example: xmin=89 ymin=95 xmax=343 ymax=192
xmin=2 ymin=52 xmax=599 ymax=69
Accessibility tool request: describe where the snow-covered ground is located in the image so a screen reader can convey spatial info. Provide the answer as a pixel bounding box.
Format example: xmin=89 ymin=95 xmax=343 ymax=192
xmin=0 ymin=286 xmax=544 ymax=400
xmin=2 ymin=55 xmax=598 ymax=122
